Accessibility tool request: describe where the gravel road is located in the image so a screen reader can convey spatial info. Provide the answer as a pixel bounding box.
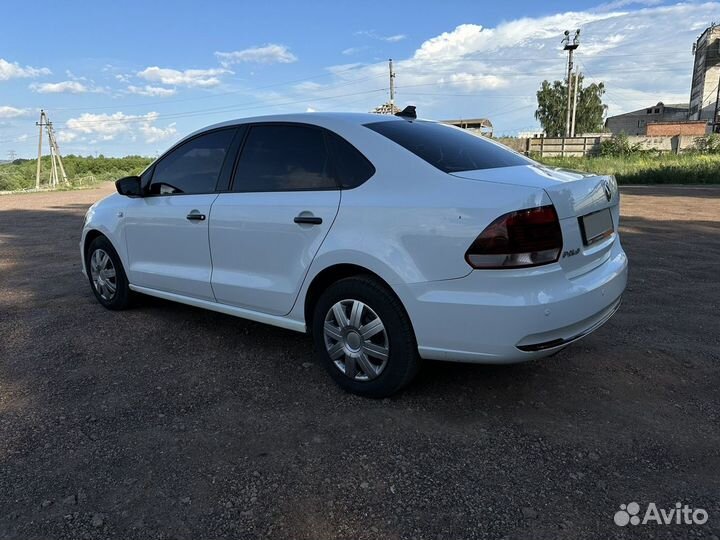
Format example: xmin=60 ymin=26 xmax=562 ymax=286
xmin=1 ymin=184 xmax=718 ymax=539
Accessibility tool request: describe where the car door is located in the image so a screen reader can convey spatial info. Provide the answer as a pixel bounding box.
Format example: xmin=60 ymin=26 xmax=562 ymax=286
xmin=209 ymin=123 xmax=341 ymax=316
xmin=123 ymin=127 xmax=239 ymax=301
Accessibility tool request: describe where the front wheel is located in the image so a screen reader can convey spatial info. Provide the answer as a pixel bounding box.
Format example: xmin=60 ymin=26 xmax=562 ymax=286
xmin=312 ymin=276 xmax=420 ymax=398
xmin=86 ymin=235 xmax=132 ymax=310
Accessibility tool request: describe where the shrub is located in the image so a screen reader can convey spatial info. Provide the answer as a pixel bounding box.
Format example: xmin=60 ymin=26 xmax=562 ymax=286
xmin=600 ymin=134 xmax=642 ymax=157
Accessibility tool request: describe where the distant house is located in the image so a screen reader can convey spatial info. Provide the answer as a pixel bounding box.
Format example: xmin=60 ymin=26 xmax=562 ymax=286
xmin=441 ymin=118 xmax=493 ymax=137
xmin=605 ymin=102 xmax=690 ymax=135
xmin=370 ymin=102 xmax=400 ymax=115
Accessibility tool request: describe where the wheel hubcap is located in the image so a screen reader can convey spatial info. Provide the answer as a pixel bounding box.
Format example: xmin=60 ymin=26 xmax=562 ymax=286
xmin=323 ymin=299 xmax=389 ymax=381
xmin=90 ymin=248 xmax=117 ymax=301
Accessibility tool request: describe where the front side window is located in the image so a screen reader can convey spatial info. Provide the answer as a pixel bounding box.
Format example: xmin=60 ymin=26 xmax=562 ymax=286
xmin=233 ymin=124 xmax=336 ymax=192
xmin=149 ymin=129 xmax=236 ymax=195
xmin=365 ymin=120 xmax=530 ymax=173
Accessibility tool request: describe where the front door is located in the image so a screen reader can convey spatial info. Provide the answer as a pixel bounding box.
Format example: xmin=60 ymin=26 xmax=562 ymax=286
xmin=124 ymin=128 xmax=238 ymax=301
xmin=210 ymin=123 xmax=341 ymax=315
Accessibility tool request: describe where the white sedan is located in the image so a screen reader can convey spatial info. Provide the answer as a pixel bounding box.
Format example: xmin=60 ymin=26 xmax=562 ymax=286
xmin=81 ymin=110 xmax=628 ymax=397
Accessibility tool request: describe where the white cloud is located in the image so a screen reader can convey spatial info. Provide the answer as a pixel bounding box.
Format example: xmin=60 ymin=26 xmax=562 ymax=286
xmin=30 ymin=81 xmax=90 ymax=94
xmin=0 ymin=58 xmax=51 ymax=81
xmin=65 ymin=111 xmax=177 ymax=143
xmin=56 ymin=131 xmax=78 ymax=143
xmin=0 ymin=106 xmax=32 ymax=118
xmin=127 ymin=85 xmax=177 ymax=97
xmin=215 ymin=44 xmax=297 ymax=66
xmin=275 ymin=3 xmax=717 ymax=135
xmin=594 ymin=0 xmax=662 ymax=11
xmin=139 ymin=113 xmax=178 ymax=143
xmin=138 ymin=66 xmax=230 ymax=88
xmin=355 ymin=30 xmax=407 ymax=42
xmin=342 ymin=46 xmax=370 ymax=56
xmin=442 ymin=73 xmax=509 ymax=90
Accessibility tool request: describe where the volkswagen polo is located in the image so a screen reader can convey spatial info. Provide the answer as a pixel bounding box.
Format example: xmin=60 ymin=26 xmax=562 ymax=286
xmin=81 ymin=110 xmax=628 ymax=397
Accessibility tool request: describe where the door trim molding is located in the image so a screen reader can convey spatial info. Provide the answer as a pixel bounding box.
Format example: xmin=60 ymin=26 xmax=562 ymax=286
xmin=129 ymin=284 xmax=307 ymax=333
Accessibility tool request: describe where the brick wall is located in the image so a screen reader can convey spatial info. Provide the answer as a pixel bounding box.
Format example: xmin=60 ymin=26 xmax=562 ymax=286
xmin=646 ymin=122 xmax=708 ymax=136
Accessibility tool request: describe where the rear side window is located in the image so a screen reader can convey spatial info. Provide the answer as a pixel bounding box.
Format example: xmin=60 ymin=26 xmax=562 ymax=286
xmin=365 ymin=120 xmax=529 ymax=173
xmin=326 ymin=133 xmax=375 ymax=189
xmin=233 ymin=124 xmax=336 ymax=192
xmin=149 ymin=128 xmax=236 ymax=195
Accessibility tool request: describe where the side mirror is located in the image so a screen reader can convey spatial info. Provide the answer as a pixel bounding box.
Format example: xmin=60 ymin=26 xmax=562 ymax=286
xmin=115 ymin=176 xmax=142 ymax=197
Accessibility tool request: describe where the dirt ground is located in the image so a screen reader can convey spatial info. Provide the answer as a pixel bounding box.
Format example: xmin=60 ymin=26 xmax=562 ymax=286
xmin=0 ymin=183 xmax=718 ymax=539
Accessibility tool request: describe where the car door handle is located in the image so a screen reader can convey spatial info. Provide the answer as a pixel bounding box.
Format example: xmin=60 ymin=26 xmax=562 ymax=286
xmin=186 ymin=212 xmax=206 ymax=221
xmin=294 ymin=215 xmax=322 ymax=225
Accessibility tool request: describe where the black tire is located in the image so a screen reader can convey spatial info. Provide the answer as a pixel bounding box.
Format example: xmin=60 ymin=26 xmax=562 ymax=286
xmin=312 ymin=275 xmax=420 ymax=398
xmin=85 ymin=235 xmax=132 ymax=310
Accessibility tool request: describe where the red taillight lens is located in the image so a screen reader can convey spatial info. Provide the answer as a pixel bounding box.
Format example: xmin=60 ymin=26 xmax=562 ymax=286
xmin=465 ymin=205 xmax=563 ymax=269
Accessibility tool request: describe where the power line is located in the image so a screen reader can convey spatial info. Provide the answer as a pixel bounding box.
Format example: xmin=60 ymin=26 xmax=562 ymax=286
xmin=50 ymin=66 xmax=386 ymax=112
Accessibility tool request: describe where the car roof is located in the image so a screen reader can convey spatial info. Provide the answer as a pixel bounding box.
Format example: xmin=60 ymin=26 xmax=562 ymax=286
xmin=182 ymin=112 xmax=408 ymax=141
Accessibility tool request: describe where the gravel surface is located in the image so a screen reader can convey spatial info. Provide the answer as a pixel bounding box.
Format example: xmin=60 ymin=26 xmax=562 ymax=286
xmin=1 ymin=184 xmax=718 ymax=539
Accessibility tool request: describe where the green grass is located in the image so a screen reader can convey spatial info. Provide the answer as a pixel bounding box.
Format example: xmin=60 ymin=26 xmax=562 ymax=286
xmin=2 ymin=152 xmax=719 ymax=191
xmin=0 ymin=155 xmax=153 ymax=192
xmin=535 ymin=153 xmax=720 ymax=184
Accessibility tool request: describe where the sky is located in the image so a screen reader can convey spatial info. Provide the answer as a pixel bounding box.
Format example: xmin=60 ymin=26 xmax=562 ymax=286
xmin=0 ymin=0 xmax=717 ymax=158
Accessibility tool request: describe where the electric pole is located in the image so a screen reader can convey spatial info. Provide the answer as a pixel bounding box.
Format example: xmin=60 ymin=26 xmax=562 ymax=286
xmin=389 ymin=58 xmax=396 ymax=113
xmin=35 ymin=109 xmax=68 ymax=189
xmin=570 ymin=69 xmax=580 ymax=137
xmin=713 ymin=75 xmax=720 ymax=133
xmin=36 ymin=109 xmax=46 ymax=189
xmin=562 ymin=29 xmax=580 ymax=138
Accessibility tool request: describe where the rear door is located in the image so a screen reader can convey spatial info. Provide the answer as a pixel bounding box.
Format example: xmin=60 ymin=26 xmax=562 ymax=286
xmin=123 ymin=127 xmax=239 ymax=300
xmin=209 ymin=123 xmax=341 ymax=315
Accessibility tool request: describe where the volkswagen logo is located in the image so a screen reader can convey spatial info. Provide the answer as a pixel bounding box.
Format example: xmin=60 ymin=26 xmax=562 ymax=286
xmin=603 ymin=180 xmax=612 ymax=202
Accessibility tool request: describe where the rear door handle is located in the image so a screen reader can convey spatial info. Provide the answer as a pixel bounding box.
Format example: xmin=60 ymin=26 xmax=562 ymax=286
xmin=294 ymin=215 xmax=322 ymax=225
xmin=186 ymin=212 xmax=206 ymax=221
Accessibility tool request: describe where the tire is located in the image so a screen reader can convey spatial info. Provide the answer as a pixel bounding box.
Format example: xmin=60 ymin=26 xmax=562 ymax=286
xmin=312 ymin=275 xmax=420 ymax=398
xmin=86 ymin=235 xmax=132 ymax=310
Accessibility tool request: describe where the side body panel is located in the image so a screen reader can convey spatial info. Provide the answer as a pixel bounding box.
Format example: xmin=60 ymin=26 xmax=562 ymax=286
xmin=122 ymin=194 xmax=219 ymax=301
xmin=210 ymin=190 xmax=341 ymax=315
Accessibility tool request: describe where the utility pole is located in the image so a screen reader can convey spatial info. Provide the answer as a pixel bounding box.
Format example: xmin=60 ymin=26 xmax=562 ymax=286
xmin=389 ymin=58 xmax=396 ymax=113
xmin=570 ymin=69 xmax=580 ymax=137
xmin=35 ymin=109 xmax=68 ymax=189
xmin=562 ymin=29 xmax=580 ymax=138
xmin=36 ymin=109 xmax=46 ymax=189
xmin=713 ymin=75 xmax=720 ymax=133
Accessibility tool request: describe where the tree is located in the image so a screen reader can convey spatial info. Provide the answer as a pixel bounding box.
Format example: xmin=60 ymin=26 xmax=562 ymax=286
xmin=535 ymin=75 xmax=606 ymax=137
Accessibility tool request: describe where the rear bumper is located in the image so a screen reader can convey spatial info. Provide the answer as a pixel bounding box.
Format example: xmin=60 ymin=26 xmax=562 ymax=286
xmin=398 ymin=238 xmax=628 ymax=363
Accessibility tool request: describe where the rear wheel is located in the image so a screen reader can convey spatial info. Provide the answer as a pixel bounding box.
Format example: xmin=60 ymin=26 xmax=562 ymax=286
xmin=86 ymin=235 xmax=131 ymax=310
xmin=312 ymin=276 xmax=420 ymax=398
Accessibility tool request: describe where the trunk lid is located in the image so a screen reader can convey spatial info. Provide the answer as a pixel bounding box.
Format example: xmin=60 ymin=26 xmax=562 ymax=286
xmin=451 ymin=165 xmax=619 ymax=278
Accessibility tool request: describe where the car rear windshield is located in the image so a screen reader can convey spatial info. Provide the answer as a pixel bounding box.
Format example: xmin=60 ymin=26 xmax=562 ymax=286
xmin=365 ymin=120 xmax=530 ymax=173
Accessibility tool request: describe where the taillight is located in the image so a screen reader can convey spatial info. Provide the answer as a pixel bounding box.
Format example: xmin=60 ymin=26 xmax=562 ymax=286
xmin=465 ymin=205 xmax=563 ymax=269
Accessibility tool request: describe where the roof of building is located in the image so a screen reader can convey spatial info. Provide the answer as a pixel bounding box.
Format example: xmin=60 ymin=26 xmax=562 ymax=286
xmin=607 ymin=101 xmax=689 ymax=119
xmin=442 ymin=118 xmax=493 ymax=127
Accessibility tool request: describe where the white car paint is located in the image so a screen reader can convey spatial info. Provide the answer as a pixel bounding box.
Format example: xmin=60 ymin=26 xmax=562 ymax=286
xmin=81 ymin=112 xmax=627 ymax=363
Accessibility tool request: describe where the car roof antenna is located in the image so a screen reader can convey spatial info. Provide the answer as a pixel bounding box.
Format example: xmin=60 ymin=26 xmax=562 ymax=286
xmin=395 ymin=106 xmax=417 ymax=119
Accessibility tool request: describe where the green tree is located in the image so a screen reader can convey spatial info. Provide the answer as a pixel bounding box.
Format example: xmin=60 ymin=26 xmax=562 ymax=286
xmin=535 ymin=75 xmax=606 ymax=137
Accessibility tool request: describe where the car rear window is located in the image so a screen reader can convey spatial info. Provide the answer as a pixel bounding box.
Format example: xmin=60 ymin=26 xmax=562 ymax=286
xmin=365 ymin=120 xmax=530 ymax=173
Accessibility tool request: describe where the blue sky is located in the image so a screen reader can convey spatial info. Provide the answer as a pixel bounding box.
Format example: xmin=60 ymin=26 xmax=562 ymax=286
xmin=0 ymin=0 xmax=716 ymax=157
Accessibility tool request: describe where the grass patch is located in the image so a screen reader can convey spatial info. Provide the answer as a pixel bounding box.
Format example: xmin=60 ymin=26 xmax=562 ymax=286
xmin=535 ymin=153 xmax=720 ymax=184
xmin=0 ymin=155 xmax=153 ymax=192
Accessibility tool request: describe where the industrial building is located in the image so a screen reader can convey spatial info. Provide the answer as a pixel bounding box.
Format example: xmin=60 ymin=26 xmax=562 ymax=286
xmin=606 ymin=23 xmax=719 ymax=135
